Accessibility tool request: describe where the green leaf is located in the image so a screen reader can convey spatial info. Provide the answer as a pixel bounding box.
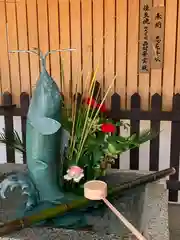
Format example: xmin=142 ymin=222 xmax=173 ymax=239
xmin=108 ymin=143 xmax=118 ymax=154
xmin=85 ymin=153 xmax=95 ymax=180
xmin=123 ymin=123 xmax=130 ymax=130
xmin=92 ymin=149 xmax=103 ymax=164
xmin=115 ymin=121 xmax=124 ymax=127
xmin=107 ymin=142 xmax=126 ymax=154
xmin=137 ymin=129 xmax=158 ymax=144
xmin=95 ymin=132 xmax=106 ymax=144
xmin=86 ymin=135 xmax=97 ymax=145
xmin=86 ymin=133 xmax=105 ymax=147
xmin=0 ymin=128 xmax=25 ymax=153
xmin=129 ymin=133 xmax=136 ymax=141
xmin=107 ymin=135 xmax=127 ymax=143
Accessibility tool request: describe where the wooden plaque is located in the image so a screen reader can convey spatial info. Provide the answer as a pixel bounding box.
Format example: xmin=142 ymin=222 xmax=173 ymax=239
xmin=139 ymin=0 xmax=152 ymax=73
xmin=150 ymin=6 xmax=165 ymax=69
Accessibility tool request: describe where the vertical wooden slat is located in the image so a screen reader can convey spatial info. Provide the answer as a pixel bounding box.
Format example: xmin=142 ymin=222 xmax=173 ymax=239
xmin=115 ymin=0 xmax=127 ymax=109
xmin=59 ymin=0 xmax=71 ymax=98
xmin=70 ymin=0 xmax=82 ymax=94
xmin=0 ymin=74 xmax=2 ymax=104
xmin=104 ymin=0 xmax=115 ymax=107
xmin=111 ymin=92 xmax=121 ymax=169
xmin=126 ymin=0 xmax=139 ymax=109
xmin=110 ymin=93 xmax=121 ymax=120
xmin=149 ymin=94 xmax=161 ymax=171
xmin=174 ymin=0 xmax=180 ymax=94
xmin=93 ymin=81 xmax=101 ymax=101
xmin=26 ymin=0 xmax=39 ymax=92
xmin=150 ymin=0 xmax=164 ymax=101
xmin=162 ymin=0 xmax=177 ymax=110
xmin=48 ymin=0 xmax=61 ymax=88
xmin=3 ymin=92 xmax=15 ymax=163
xmin=0 ymin=2 xmax=11 ymax=100
xmin=16 ymin=0 xmax=31 ymax=95
xmin=20 ymin=92 xmax=29 ymax=163
xmin=92 ymin=0 xmax=104 ymax=96
xmin=138 ymin=0 xmax=152 ymax=110
xmin=130 ymin=93 xmax=140 ymax=170
xmin=6 ymin=2 xmax=21 ymax=104
xmin=169 ymin=94 xmax=180 ymax=202
xmin=81 ymin=0 xmax=93 ymax=92
xmin=74 ymin=92 xmax=82 ymax=111
xmin=37 ymin=0 xmax=50 ymax=73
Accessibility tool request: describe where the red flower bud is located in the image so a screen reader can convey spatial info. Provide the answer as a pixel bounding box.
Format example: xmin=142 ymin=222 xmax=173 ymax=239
xmin=101 ymin=123 xmax=116 ymax=133
xmin=97 ymin=103 xmax=106 ymax=113
xmin=86 ymin=98 xmax=97 ymax=108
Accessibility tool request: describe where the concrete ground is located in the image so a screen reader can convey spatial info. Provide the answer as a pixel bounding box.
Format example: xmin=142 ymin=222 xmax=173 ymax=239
xmin=169 ymin=203 xmax=180 ymax=239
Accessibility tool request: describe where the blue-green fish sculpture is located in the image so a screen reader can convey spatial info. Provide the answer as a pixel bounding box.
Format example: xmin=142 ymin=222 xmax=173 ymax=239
xmin=0 ymin=49 xmax=74 ymax=208
xmin=26 ymin=51 xmax=63 ymax=203
xmin=0 ymin=48 xmax=102 ymax=229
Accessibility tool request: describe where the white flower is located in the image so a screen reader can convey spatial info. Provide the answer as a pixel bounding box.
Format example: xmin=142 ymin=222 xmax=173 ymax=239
xmin=64 ymin=166 xmax=84 ymax=183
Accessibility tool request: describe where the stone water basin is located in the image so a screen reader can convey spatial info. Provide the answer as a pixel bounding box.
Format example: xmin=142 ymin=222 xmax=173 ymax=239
xmin=0 ymin=164 xmax=169 ymax=239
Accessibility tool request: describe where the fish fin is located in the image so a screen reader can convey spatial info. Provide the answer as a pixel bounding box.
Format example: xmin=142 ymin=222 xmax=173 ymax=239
xmin=30 ymin=117 xmax=61 ymax=135
xmin=35 ymin=160 xmax=48 ymax=169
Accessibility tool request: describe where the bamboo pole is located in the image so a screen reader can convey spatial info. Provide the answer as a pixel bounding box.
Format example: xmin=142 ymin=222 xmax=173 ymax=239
xmin=0 ymin=167 xmax=175 ymax=237
xmin=102 ymin=197 xmax=146 ymax=240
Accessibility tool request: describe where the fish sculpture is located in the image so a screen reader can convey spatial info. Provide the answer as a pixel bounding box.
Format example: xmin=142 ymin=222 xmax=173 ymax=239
xmin=0 ymin=48 xmax=101 ymax=229
xmin=26 ymin=51 xmax=63 ymax=203
xmin=0 ymin=49 xmax=74 ymax=209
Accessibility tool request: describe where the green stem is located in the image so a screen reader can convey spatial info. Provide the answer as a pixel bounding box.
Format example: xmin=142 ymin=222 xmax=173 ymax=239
xmin=75 ymin=84 xmax=96 ymax=164
xmin=76 ymin=77 xmax=116 ymax=163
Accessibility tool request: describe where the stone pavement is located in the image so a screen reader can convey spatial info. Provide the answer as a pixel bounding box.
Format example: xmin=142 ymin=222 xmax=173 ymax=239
xmin=169 ymin=203 xmax=180 ymax=240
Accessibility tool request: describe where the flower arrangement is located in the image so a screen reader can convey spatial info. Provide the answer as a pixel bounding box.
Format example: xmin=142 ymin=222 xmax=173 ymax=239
xmin=59 ymin=77 xmax=156 ymax=192
xmin=0 ymin=79 xmax=156 ymax=194
xmin=0 ymin=49 xmax=156 ymax=198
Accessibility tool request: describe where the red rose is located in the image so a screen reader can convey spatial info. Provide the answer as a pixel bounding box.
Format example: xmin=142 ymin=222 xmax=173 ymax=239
xmin=101 ymin=123 xmax=116 ymax=133
xmin=97 ymin=103 xmax=106 ymax=113
xmin=86 ymin=98 xmax=97 ymax=108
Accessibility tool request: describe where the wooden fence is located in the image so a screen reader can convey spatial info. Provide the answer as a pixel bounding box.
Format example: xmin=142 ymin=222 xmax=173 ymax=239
xmin=0 ymin=90 xmax=180 ymax=202
xmin=0 ymin=0 xmax=180 ymax=110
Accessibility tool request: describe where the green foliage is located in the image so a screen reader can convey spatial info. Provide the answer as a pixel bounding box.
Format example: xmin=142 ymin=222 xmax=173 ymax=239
xmin=59 ymin=77 xmax=159 ymax=181
xmin=0 ymin=128 xmax=25 ymax=153
xmin=0 ymin=77 xmax=158 ymax=184
xmin=0 ymin=111 xmax=157 ymax=182
xmin=61 ymin=100 xmax=157 ymax=176
xmin=106 ymin=129 xmax=158 ymax=156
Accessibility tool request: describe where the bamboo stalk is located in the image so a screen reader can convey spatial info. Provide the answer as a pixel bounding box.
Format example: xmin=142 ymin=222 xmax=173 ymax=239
xmin=109 ymin=167 xmax=175 ymax=195
xmin=102 ymin=197 xmax=146 ymax=240
xmin=0 ymin=167 xmax=175 ymax=237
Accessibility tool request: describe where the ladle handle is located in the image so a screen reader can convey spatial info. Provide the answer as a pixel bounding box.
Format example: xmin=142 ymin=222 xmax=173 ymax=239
xmin=102 ymin=198 xmax=147 ymax=240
